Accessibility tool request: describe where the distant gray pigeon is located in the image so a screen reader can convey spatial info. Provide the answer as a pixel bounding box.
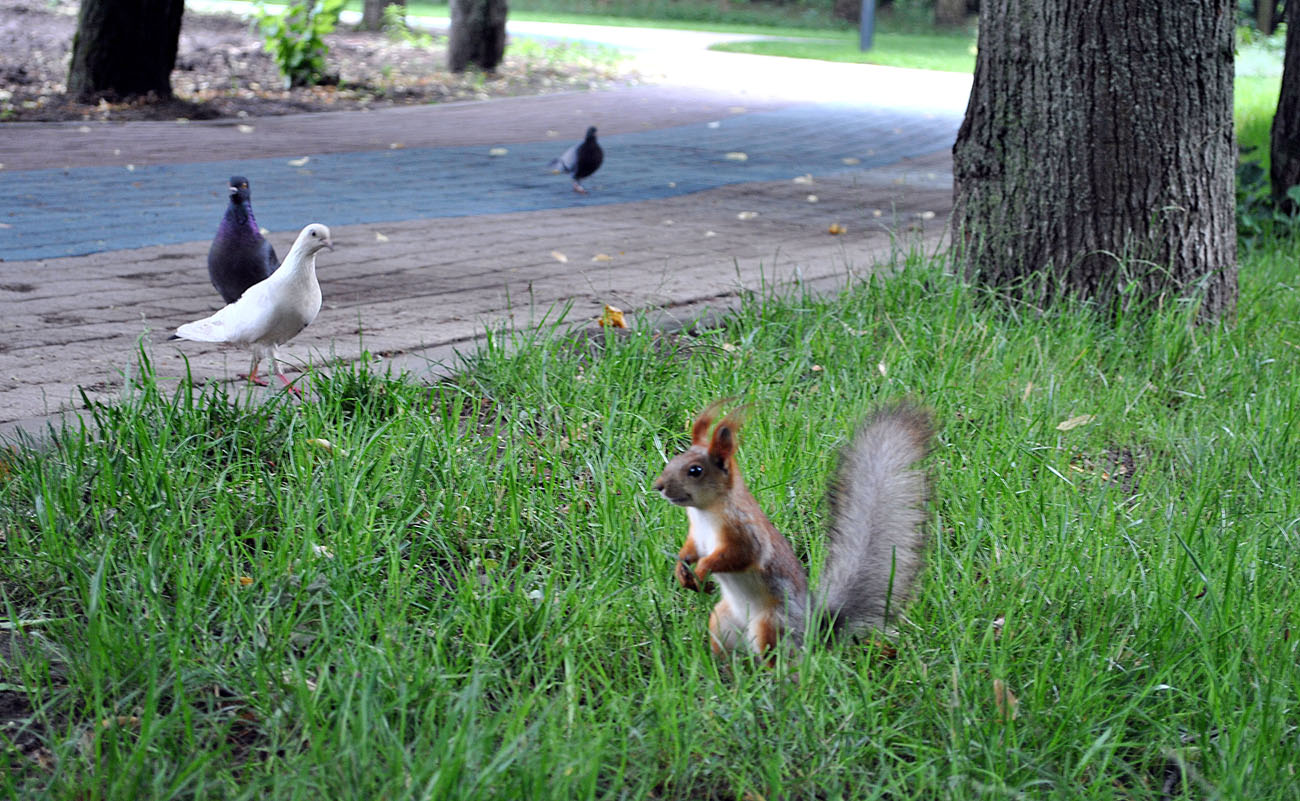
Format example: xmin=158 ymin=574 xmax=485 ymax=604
xmin=173 ymin=224 xmax=333 ymax=392
xmin=548 ymin=126 xmax=603 ymax=194
xmin=208 ymin=176 xmax=279 ymax=303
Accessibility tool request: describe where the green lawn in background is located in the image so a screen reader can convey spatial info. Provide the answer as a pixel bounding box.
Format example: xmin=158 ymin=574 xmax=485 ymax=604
xmin=1237 ymin=74 xmax=1283 ymax=169
xmin=710 ymin=32 xmax=976 ymax=73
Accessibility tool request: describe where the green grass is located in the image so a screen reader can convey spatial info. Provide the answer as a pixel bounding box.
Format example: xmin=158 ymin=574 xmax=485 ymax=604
xmin=1237 ymin=74 xmax=1282 ymax=169
xmin=3 ymin=234 xmax=1299 ymax=797
xmin=346 ymin=1 xmax=932 ymax=39
xmin=372 ymin=0 xmax=855 ymax=32
xmin=710 ymin=30 xmax=977 ymax=73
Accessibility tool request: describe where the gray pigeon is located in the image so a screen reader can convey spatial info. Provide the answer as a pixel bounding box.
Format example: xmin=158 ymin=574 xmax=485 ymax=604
xmin=548 ymin=126 xmax=603 ymax=193
xmin=173 ymin=224 xmax=333 ymax=392
xmin=208 ymin=176 xmax=279 ymax=303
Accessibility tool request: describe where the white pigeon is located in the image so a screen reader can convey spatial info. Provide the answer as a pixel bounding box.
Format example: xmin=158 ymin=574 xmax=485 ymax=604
xmin=172 ymin=223 xmax=334 ymax=392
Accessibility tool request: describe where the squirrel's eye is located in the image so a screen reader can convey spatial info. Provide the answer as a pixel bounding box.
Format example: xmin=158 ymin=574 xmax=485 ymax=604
xmin=687 ymin=464 xmax=703 ymax=477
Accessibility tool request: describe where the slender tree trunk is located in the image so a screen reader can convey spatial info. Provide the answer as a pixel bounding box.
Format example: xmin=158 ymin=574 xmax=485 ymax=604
xmin=1257 ymin=1 xmax=1277 ymax=36
xmin=934 ymin=0 xmax=966 ymax=27
xmin=67 ymin=0 xmax=185 ymax=102
xmin=448 ymin=0 xmax=508 ymax=73
xmin=1271 ymin=0 xmax=1300 ymax=210
xmin=360 ymin=0 xmax=405 ymax=32
xmin=951 ymin=0 xmax=1237 ymax=317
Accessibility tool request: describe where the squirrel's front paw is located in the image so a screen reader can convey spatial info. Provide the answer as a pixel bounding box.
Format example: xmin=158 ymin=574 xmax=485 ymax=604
xmin=676 ymin=559 xmax=701 ymax=591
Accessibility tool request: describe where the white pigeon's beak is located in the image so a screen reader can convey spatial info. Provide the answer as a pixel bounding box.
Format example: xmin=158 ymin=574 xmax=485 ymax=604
xmin=323 ymin=237 xmax=335 ymax=252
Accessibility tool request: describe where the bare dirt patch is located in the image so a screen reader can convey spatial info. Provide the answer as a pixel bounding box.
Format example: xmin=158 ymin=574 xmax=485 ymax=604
xmin=0 ymin=0 xmax=631 ymax=122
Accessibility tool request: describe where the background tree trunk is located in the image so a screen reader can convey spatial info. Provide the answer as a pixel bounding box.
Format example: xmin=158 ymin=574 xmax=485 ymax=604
xmin=1271 ymin=0 xmax=1300 ymax=210
xmin=832 ymin=0 xmax=860 ymax=24
xmin=448 ymin=0 xmax=508 ymax=73
xmin=934 ymin=0 xmax=967 ymax=27
xmin=360 ymin=0 xmax=405 ymax=31
xmin=951 ymin=0 xmax=1237 ymax=317
xmin=66 ymin=0 xmax=185 ymax=102
xmin=1257 ymin=1 xmax=1278 ymax=36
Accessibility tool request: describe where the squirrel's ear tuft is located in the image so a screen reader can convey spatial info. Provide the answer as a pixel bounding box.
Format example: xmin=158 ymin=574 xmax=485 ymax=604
xmin=708 ymin=416 xmax=742 ymax=466
xmin=691 ymin=398 xmax=731 ymax=444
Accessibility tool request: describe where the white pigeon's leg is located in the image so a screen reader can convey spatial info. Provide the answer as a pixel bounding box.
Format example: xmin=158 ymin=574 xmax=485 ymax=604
xmin=243 ymin=351 xmax=269 ymax=387
xmin=270 ymin=346 xmax=302 ymax=396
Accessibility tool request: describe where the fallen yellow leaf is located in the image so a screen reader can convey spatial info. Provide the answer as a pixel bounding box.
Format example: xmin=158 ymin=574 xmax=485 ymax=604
xmin=842 ymin=157 xmax=861 ymax=165
xmin=1056 ymin=414 xmax=1095 ymax=432
xmin=551 ymin=250 xmax=568 ymax=263
xmin=591 ymin=253 xmax=612 ymax=262
xmin=306 ymin=438 xmax=348 ymax=456
xmin=489 ymin=147 xmax=508 ymax=157
xmin=737 ymin=211 xmax=758 ymax=220
xmin=828 ymin=223 xmax=846 ymax=235
xmin=237 ymin=124 xmax=255 ymax=134
xmin=993 ymin=678 xmax=1020 ymax=721
xmin=288 ymin=156 xmax=309 ymax=167
xmin=725 ymin=152 xmax=748 ymax=161
xmin=375 ymin=232 xmax=389 ymax=242
xmin=597 ymin=305 xmax=627 ymax=328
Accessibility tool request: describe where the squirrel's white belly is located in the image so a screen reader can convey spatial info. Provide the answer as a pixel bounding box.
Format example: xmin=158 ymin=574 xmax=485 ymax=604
xmin=686 ymin=507 xmax=773 ymax=623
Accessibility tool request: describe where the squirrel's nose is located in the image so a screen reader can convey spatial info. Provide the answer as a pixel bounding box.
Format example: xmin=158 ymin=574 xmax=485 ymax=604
xmin=652 ymin=478 xmax=664 ymax=492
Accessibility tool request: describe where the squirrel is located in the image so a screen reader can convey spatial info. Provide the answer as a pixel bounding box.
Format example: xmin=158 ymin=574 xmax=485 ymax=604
xmin=652 ymin=400 xmax=934 ymax=657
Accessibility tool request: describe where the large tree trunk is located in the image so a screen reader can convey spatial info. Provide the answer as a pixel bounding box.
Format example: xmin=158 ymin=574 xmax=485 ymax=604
xmin=934 ymin=0 xmax=967 ymax=27
xmin=951 ymin=0 xmax=1236 ymax=318
xmin=448 ymin=0 xmax=508 ymax=73
xmin=67 ymin=0 xmax=185 ymax=102
xmin=1271 ymin=0 xmax=1300 ymax=210
xmin=360 ymin=0 xmax=405 ymax=32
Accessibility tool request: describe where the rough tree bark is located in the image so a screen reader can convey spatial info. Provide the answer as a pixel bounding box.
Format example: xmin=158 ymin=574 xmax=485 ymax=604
xmin=1270 ymin=0 xmax=1300 ymax=210
xmin=951 ymin=0 xmax=1237 ymax=317
xmin=360 ymin=0 xmax=406 ymax=32
xmin=934 ymin=0 xmax=967 ymax=27
xmin=66 ymin=0 xmax=185 ymax=102
xmin=448 ymin=0 xmax=508 ymax=73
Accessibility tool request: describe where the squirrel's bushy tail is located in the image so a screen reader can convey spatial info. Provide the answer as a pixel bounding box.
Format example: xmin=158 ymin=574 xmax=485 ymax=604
xmin=811 ymin=403 xmax=934 ymax=638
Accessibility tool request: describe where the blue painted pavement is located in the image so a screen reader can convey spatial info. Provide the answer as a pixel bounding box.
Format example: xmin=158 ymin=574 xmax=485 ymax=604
xmin=0 ymin=103 xmax=959 ymax=262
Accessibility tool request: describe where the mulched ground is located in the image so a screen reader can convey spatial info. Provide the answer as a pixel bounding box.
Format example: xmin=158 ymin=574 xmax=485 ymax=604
xmin=0 ymin=0 xmax=633 ymax=122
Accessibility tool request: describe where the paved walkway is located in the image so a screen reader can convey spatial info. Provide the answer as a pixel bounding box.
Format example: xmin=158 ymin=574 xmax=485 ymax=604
xmin=0 ymin=22 xmax=969 ymax=436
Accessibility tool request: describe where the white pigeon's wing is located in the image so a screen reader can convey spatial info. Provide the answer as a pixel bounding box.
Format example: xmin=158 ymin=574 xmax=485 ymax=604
xmin=175 ymin=282 xmax=278 ymax=345
xmin=548 ymin=142 xmax=579 ymax=174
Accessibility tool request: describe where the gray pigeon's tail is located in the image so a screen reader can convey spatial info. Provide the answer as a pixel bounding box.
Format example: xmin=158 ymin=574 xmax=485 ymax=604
xmin=549 ymin=142 xmax=579 ymax=174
